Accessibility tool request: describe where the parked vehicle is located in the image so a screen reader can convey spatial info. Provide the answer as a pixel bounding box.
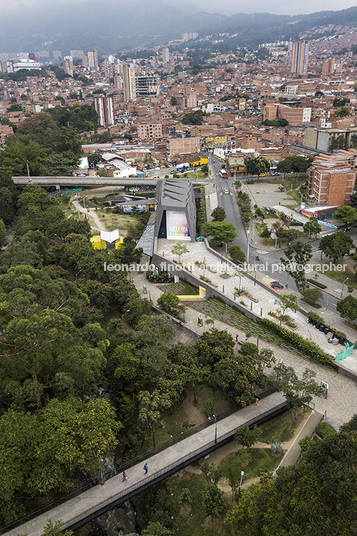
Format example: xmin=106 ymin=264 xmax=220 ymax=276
xmin=270 ymin=281 xmax=284 ymax=290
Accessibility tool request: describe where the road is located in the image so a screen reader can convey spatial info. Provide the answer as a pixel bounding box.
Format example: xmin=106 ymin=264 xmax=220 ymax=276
xmin=209 ymin=154 xmax=248 ymax=255
xmin=208 ymin=155 xmax=342 ymax=313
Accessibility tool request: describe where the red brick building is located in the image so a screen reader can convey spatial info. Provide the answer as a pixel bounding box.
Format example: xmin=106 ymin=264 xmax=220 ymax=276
xmin=138 ymin=122 xmax=162 ymax=139
xmin=307 ymin=150 xmax=357 ymax=207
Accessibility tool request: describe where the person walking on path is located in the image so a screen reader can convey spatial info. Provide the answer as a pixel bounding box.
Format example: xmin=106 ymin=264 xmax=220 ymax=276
xmin=144 ymin=463 xmax=148 ymax=474
xmin=122 ymin=471 xmax=127 ymax=482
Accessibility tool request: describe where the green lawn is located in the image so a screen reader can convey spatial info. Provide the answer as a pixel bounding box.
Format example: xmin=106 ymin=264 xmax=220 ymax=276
xmin=316 ymin=266 xmax=357 ymax=290
xmin=219 ymin=447 xmax=282 ymax=484
xmin=158 ymin=280 xmax=199 ymax=296
xmin=259 ymin=408 xmax=311 ymax=444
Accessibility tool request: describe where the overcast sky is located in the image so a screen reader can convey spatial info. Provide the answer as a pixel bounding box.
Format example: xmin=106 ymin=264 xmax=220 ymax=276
xmin=1 ymin=0 xmax=357 ymax=16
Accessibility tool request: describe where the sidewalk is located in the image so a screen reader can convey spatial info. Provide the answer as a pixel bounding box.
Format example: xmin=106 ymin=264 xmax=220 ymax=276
xmin=155 ymin=239 xmax=357 ymax=361
xmin=277 ymin=410 xmax=323 ymax=469
xmin=133 ymin=268 xmax=357 ymax=426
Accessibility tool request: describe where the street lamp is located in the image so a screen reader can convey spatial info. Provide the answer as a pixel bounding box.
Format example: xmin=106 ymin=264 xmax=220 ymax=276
xmin=342 ymin=277 xmax=349 ymax=298
xmin=213 ymin=414 xmax=217 ymax=444
xmin=122 ymin=309 xmax=131 ymax=320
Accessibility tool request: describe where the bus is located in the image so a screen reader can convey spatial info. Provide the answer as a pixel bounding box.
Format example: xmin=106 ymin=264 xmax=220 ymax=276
xmin=219 ymin=168 xmax=227 ymax=178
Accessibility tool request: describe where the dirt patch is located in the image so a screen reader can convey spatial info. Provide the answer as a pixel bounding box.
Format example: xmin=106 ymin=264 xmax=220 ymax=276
xmin=181 ymin=396 xmax=206 ymax=425
xmin=203 ymin=516 xmax=221 ymax=530
xmin=179 ymin=504 xmax=192 ymax=516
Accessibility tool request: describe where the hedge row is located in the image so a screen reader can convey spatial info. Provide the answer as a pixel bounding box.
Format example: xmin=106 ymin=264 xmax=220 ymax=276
xmin=307 ymin=278 xmax=327 ymax=289
xmin=259 ymin=317 xmax=338 ymax=370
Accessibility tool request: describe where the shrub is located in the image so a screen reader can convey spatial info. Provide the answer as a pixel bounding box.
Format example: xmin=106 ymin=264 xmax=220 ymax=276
xmin=240 ymin=342 xmax=259 ymax=356
xmin=307 ymin=278 xmax=327 ymax=289
xmin=179 ymin=488 xmax=192 ymax=505
xmin=259 ymin=317 xmax=338 ymax=369
xmin=146 ymin=270 xmax=172 ymax=283
xmin=316 ymin=422 xmax=337 ymax=439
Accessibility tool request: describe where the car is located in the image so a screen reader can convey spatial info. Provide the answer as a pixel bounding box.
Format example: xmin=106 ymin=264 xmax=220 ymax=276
xmin=270 ymin=281 xmax=284 ymax=290
xmin=224 ymin=188 xmax=229 ymax=194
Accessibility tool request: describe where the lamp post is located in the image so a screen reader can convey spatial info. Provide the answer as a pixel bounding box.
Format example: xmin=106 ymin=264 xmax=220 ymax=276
xmin=122 ymin=309 xmax=131 ymax=321
xmin=341 ymin=277 xmax=348 ymax=298
xmin=213 ymin=414 xmax=217 ymax=444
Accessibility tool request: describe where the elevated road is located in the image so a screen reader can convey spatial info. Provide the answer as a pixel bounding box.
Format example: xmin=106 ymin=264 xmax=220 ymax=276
xmin=3 ymin=392 xmax=286 ymax=536
xmin=12 ymin=177 xmax=210 ymax=187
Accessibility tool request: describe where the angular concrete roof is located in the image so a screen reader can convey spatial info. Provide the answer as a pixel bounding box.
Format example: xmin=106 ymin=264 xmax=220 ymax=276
xmin=136 ymin=225 xmax=155 ymax=256
xmin=160 ymin=179 xmax=192 ymax=208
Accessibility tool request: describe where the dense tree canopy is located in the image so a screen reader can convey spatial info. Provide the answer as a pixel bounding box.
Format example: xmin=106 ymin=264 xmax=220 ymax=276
xmin=225 ymin=415 xmax=357 ymax=535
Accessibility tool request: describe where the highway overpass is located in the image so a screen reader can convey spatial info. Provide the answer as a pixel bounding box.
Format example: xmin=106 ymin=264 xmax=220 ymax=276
xmin=12 ymin=177 xmax=210 ymax=188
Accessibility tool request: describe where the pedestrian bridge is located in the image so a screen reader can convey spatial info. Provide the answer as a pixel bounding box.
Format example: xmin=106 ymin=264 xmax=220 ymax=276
xmin=3 ymin=392 xmax=286 ymax=536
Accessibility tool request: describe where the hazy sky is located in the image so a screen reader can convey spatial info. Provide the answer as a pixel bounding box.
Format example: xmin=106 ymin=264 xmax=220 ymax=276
xmin=190 ymin=0 xmax=357 ymax=15
xmin=1 ymin=0 xmax=357 ymax=16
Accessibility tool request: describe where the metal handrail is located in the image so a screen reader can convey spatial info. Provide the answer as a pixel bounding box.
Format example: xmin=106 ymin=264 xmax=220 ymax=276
xmin=0 ymin=392 xmax=282 ymax=534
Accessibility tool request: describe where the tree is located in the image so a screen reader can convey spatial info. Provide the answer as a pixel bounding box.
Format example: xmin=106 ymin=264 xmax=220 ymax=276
xmin=0 ymin=186 xmax=15 ymax=224
xmin=0 ymin=218 xmax=6 ymax=247
xmin=234 ymin=424 xmax=262 ymax=449
xmin=280 ymin=241 xmax=313 ymax=293
xmin=336 ymin=295 xmax=357 ymax=322
xmin=333 ymin=205 xmax=357 ymax=229
xmin=0 ymin=399 xmax=120 ymax=524
xmin=212 ymin=356 xmax=264 ymax=407
xmin=245 ymin=157 xmax=270 ymax=176
xmin=272 ymin=219 xmax=288 ymax=246
xmin=201 ymin=163 xmax=209 ymax=174
xmin=204 ymin=221 xmax=237 ymax=246
xmin=303 ymin=217 xmax=322 ymax=238
xmin=141 ymin=522 xmax=173 ymax=536
xmin=334 ymin=106 xmax=351 ymax=117
xmin=260 ymin=227 xmax=271 ymax=239
xmin=211 ymin=206 xmax=226 ymax=221
xmin=182 ymin=110 xmax=205 ymax=125
xmin=157 ymin=292 xmax=184 ymax=319
xmin=269 ymin=366 xmax=322 ymax=416
xmin=171 ymin=241 xmax=189 ymax=263
xmin=227 ymin=244 xmax=245 ymax=264
xmin=179 ymin=488 xmax=192 ymax=505
xmin=195 ymin=328 xmax=235 ymax=369
xmin=329 ymin=134 xmax=348 ymax=151
xmin=299 ymin=435 xmax=314 ymax=453
xmin=138 ymin=389 xmax=172 ymax=447
xmin=200 ymin=461 xmax=221 ymax=485
xmin=277 ymin=293 xmax=298 ymax=324
xmin=202 ymin=484 xmax=227 ymax=518
xmin=277 ymin=155 xmax=311 ymax=173
xmin=42 ymin=520 xmax=74 ymax=536
xmin=319 ymin=231 xmax=353 ymax=263
xmin=225 ymin=417 xmax=357 ymax=535
xmin=88 ymin=153 xmax=102 ymax=168
xmin=303 ymin=287 xmax=323 ymax=307
xmin=188 ymin=363 xmax=210 ymax=404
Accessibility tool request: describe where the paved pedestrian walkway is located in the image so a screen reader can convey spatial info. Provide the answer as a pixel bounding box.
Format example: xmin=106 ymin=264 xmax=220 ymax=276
xmin=4 ymin=393 xmax=285 ymax=536
xmin=156 ymin=239 xmax=357 ymax=362
xmin=277 ymin=410 xmax=323 ymax=469
xmin=133 ymin=269 xmax=357 ymax=426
